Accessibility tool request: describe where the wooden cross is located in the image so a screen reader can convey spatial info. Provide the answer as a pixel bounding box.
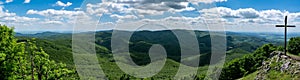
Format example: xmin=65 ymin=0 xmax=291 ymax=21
xmin=276 ymin=16 xmax=296 ymax=55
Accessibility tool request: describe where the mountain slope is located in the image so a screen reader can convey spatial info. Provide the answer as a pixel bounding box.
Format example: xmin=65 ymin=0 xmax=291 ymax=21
xmin=255 ymin=51 xmax=300 ymax=79
xmin=15 ymin=30 xmax=286 ymax=79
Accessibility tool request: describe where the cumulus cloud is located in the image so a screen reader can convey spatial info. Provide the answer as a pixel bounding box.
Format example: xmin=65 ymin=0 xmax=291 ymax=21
xmin=0 ymin=6 xmax=40 ymax=29
xmin=41 ymin=19 xmax=63 ymax=25
xmin=27 ymin=9 xmax=85 ymax=18
xmin=5 ymin=0 xmax=13 ymax=3
xmin=2 ymin=16 xmax=39 ymax=22
xmin=106 ymin=15 xmax=226 ymax=31
xmin=199 ymin=7 xmax=300 ymax=24
xmin=110 ymin=14 xmax=137 ymax=19
xmin=114 ymin=0 xmax=227 ymax=4
xmin=188 ymin=0 xmax=227 ymax=4
xmin=117 ymin=0 xmax=190 ymax=12
xmin=110 ymin=14 xmax=139 ymax=23
xmin=3 ymin=0 xmax=300 ymax=32
xmin=237 ymin=8 xmax=260 ymax=18
xmin=200 ymin=7 xmax=260 ymax=19
xmin=84 ymin=0 xmax=223 ymax=18
xmin=0 ymin=7 xmax=37 ymax=22
xmin=24 ymin=0 xmax=30 ymax=3
xmin=85 ymin=3 xmax=110 ymax=16
xmin=55 ymin=1 xmax=72 ymax=7
xmin=26 ymin=9 xmax=97 ymax=30
xmin=94 ymin=0 xmax=197 ymax=16
xmin=0 ymin=7 xmax=16 ymax=17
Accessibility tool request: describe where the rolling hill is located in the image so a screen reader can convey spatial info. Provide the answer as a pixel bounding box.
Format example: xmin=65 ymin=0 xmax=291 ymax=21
xmin=15 ymin=30 xmax=285 ymax=79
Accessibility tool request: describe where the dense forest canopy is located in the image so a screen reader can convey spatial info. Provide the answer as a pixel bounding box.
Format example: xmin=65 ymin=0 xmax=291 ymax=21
xmin=288 ymin=37 xmax=300 ymax=55
xmin=0 ymin=25 xmax=77 ymax=80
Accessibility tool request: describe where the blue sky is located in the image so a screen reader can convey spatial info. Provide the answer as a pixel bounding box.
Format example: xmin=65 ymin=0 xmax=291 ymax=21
xmin=216 ymin=0 xmax=300 ymax=12
xmin=0 ymin=0 xmax=300 ymax=32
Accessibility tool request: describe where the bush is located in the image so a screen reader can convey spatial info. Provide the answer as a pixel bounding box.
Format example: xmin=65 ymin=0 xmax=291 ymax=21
xmin=288 ymin=37 xmax=300 ymax=55
xmin=0 ymin=25 xmax=77 ymax=79
xmin=219 ymin=44 xmax=277 ymax=80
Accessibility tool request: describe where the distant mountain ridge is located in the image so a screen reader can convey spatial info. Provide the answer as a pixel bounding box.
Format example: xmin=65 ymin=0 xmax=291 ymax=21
xmin=16 ymin=30 xmax=283 ymax=66
xmin=15 ymin=29 xmax=297 ymax=79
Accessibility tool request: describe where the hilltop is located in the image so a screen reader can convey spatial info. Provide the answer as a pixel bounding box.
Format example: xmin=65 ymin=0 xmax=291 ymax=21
xmin=242 ymin=51 xmax=300 ymax=80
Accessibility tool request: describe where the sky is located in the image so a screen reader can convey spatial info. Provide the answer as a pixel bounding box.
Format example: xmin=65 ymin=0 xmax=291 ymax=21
xmin=0 ymin=0 xmax=300 ymax=32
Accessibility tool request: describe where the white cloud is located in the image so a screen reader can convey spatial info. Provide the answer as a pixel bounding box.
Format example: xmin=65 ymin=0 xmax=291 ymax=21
xmin=79 ymin=2 xmax=300 ymax=32
xmin=199 ymin=7 xmax=300 ymax=26
xmin=55 ymin=1 xmax=72 ymax=7
xmin=74 ymin=8 xmax=81 ymax=10
xmin=2 ymin=16 xmax=39 ymax=22
xmin=0 ymin=6 xmax=40 ymax=30
xmin=0 ymin=6 xmax=16 ymax=17
xmin=110 ymin=14 xmax=139 ymax=23
xmin=84 ymin=0 xmax=223 ymax=17
xmin=200 ymin=7 xmax=260 ymax=19
xmin=85 ymin=3 xmax=110 ymax=16
xmin=2 ymin=0 xmax=299 ymax=32
xmin=106 ymin=16 xmax=217 ymax=31
xmin=25 ymin=9 xmax=98 ymax=31
xmin=170 ymin=7 xmax=195 ymax=13
xmin=97 ymin=0 xmax=196 ymax=16
xmin=188 ymin=0 xmax=227 ymax=4
xmin=41 ymin=19 xmax=63 ymax=25
xmin=110 ymin=14 xmax=137 ymax=19
xmin=0 ymin=1 xmax=3 ymax=4
xmin=27 ymin=9 xmax=85 ymax=18
xmin=24 ymin=0 xmax=30 ymax=3
xmin=0 ymin=8 xmax=38 ymax=22
xmin=237 ymin=8 xmax=260 ymax=18
xmin=5 ymin=0 xmax=13 ymax=3
xmin=200 ymin=7 xmax=283 ymax=24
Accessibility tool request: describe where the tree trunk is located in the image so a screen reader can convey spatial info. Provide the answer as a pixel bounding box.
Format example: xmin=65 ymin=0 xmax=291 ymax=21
xmin=38 ymin=65 xmax=42 ymax=80
xmin=38 ymin=73 xmax=42 ymax=80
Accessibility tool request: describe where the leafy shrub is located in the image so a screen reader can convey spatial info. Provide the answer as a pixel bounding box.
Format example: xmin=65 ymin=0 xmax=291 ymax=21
xmin=0 ymin=25 xmax=77 ymax=79
xmin=219 ymin=44 xmax=277 ymax=80
xmin=288 ymin=37 xmax=300 ymax=55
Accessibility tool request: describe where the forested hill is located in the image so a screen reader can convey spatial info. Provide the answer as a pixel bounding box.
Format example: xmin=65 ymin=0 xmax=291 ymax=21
xmin=15 ymin=30 xmax=282 ymax=66
xmin=15 ymin=30 xmax=300 ymax=79
xmin=220 ymin=37 xmax=300 ymax=80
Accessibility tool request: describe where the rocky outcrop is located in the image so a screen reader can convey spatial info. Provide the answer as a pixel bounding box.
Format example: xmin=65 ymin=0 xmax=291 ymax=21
xmin=255 ymin=51 xmax=300 ymax=80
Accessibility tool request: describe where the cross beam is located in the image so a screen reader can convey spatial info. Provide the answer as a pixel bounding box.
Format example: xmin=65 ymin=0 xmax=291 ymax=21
xmin=276 ymin=16 xmax=296 ymax=55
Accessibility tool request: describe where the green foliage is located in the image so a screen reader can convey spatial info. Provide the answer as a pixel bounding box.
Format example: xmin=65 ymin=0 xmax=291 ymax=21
xmin=241 ymin=71 xmax=258 ymax=80
xmin=0 ymin=25 xmax=77 ymax=79
xmin=15 ymin=28 xmax=284 ymax=79
xmin=17 ymin=30 xmax=277 ymax=68
xmin=219 ymin=44 xmax=277 ymax=80
xmin=288 ymin=37 xmax=300 ymax=55
xmin=25 ymin=39 xmax=77 ymax=79
xmin=266 ymin=70 xmax=300 ymax=80
xmin=226 ymin=48 xmax=251 ymax=61
xmin=0 ymin=25 xmax=25 ymax=79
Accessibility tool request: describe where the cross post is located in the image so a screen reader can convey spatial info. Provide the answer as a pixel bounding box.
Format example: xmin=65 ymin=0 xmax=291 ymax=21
xmin=275 ymin=16 xmax=296 ymax=55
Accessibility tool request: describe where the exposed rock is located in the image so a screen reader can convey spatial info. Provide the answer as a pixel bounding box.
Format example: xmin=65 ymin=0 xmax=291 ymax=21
xmin=255 ymin=51 xmax=300 ymax=80
xmin=280 ymin=61 xmax=290 ymax=72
